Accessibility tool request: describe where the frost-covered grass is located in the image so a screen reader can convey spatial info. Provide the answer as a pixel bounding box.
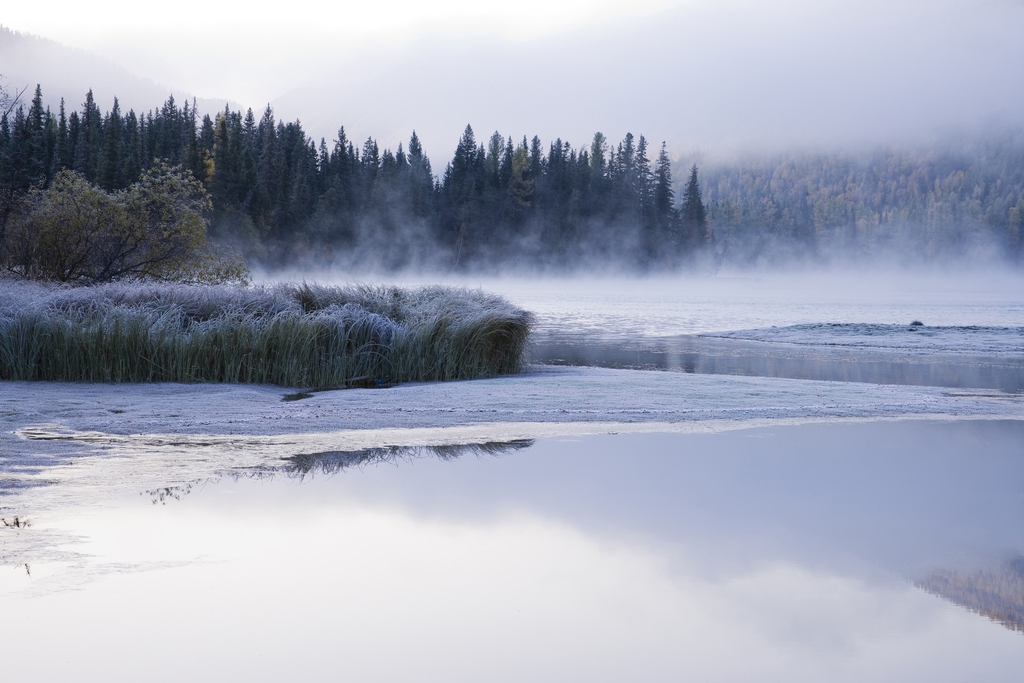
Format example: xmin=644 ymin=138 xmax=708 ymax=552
xmin=0 ymin=281 xmax=534 ymax=386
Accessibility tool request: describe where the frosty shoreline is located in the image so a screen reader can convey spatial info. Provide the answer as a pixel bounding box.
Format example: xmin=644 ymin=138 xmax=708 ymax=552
xmin=3 ymin=364 xmax=1022 ymax=465
xmin=2 ymin=364 xmax=1022 ymax=575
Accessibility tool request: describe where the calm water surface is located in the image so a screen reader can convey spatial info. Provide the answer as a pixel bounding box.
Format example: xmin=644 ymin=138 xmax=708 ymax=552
xmin=3 ymin=420 xmax=1023 ymax=681
xmin=409 ymin=272 xmax=1024 ymax=391
xmin=5 ymin=272 xmax=1022 ymax=679
xmin=529 ymin=335 xmax=1024 ymax=392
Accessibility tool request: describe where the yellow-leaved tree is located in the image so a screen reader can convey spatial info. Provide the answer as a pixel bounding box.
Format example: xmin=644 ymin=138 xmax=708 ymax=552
xmin=2 ymin=163 xmax=248 ymax=284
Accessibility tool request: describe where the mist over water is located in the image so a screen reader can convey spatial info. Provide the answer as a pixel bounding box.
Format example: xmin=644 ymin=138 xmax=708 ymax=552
xmin=4 ymin=2 xmax=1024 ymax=677
xmin=257 ymin=268 xmax=1024 ymax=390
xmin=265 ymin=268 xmax=1024 ymax=337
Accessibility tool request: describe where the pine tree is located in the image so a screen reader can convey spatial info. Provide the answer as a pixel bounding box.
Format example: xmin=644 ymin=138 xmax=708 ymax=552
xmin=26 ymin=85 xmax=47 ymax=182
xmin=54 ymin=99 xmax=70 ymax=173
xmin=184 ymin=99 xmax=205 ymax=183
xmin=636 ymin=135 xmax=653 ymax=219
xmin=653 ymin=142 xmax=676 ymax=253
xmin=42 ymin=105 xmax=57 ymax=183
xmin=124 ymin=109 xmax=142 ymax=183
xmin=67 ymin=110 xmax=80 ymax=170
xmin=97 ymin=97 xmax=125 ymax=190
xmin=680 ymin=164 xmax=708 ymax=248
xmin=407 ymin=130 xmax=433 ymax=219
xmin=211 ymin=109 xmax=239 ymax=212
xmin=73 ymin=90 xmax=102 ymax=181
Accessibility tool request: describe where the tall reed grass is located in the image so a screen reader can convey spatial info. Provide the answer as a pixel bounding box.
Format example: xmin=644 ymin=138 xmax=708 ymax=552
xmin=0 ymin=281 xmax=534 ymax=386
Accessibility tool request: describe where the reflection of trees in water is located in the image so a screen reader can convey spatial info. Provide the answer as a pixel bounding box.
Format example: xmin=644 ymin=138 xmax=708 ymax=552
xmin=917 ymin=557 xmax=1024 ymax=633
xmin=146 ymin=484 xmax=194 ymax=505
xmin=141 ymin=440 xmax=535 ymax=503
xmin=285 ymin=440 xmax=535 ymax=477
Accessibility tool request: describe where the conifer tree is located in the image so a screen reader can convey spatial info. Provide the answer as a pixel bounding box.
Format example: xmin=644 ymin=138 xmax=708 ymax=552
xmin=26 ymin=85 xmax=47 ymax=182
xmin=54 ymin=99 xmax=70 ymax=173
xmin=407 ymin=130 xmax=433 ymax=218
xmin=680 ymin=164 xmax=707 ymax=247
xmin=124 ymin=109 xmax=142 ymax=184
xmin=73 ymin=90 xmax=102 ymax=182
xmin=184 ymin=99 xmax=205 ymax=183
xmin=98 ymin=97 xmax=125 ymax=190
xmin=653 ymin=142 xmax=675 ymax=248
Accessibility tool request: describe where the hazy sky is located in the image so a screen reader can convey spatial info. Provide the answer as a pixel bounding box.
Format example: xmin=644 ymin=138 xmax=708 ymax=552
xmin=4 ymin=0 xmax=1024 ymax=159
xmin=3 ymin=0 xmax=684 ymax=104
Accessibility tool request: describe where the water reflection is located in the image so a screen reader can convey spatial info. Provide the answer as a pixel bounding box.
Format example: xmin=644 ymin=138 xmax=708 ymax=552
xmin=146 ymin=484 xmax=194 ymax=505
xmin=250 ymin=421 xmax=1024 ymax=636
xmin=285 ymin=439 xmax=535 ymax=476
xmin=918 ymin=558 xmax=1024 ymax=633
xmin=531 ymin=335 xmax=1024 ymax=392
xmin=4 ymin=421 xmax=1024 ymax=681
xmin=138 ymin=441 xmax=536 ymax=504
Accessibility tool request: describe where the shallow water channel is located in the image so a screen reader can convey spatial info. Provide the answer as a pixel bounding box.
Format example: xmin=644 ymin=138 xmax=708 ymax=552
xmin=529 ymin=334 xmax=1024 ymax=392
xmin=3 ymin=419 xmax=1023 ymax=681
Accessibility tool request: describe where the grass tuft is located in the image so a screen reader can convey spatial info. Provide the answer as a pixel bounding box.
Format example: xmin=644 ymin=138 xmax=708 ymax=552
xmin=0 ymin=281 xmax=534 ymax=386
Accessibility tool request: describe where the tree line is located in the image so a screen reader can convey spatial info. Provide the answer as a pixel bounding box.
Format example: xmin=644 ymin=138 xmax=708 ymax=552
xmin=2 ymin=84 xmax=1021 ymax=277
xmin=702 ymin=139 xmax=1024 ymax=265
xmin=0 ymin=85 xmax=711 ymax=273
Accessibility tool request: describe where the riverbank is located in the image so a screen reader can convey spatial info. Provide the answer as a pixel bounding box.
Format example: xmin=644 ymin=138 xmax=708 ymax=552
xmin=3 ymin=364 xmax=1021 ymax=465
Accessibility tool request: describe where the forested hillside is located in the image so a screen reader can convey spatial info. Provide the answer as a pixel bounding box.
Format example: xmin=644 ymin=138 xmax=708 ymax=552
xmin=703 ymin=139 xmax=1024 ymax=265
xmin=2 ymin=85 xmax=1021 ymax=274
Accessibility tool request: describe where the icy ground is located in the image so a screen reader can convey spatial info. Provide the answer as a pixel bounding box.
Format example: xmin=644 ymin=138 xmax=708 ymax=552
xmin=3 ymin=364 xmax=1022 ymax=471
xmin=2 ymin=363 xmax=1022 ymax=568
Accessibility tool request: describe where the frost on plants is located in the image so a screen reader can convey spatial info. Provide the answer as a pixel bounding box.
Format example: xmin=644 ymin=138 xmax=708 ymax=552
xmin=0 ymin=281 xmax=534 ymax=385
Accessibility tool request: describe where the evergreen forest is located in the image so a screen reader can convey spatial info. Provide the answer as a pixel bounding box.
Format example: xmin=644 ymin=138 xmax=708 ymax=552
xmin=2 ymin=85 xmax=1022 ymax=276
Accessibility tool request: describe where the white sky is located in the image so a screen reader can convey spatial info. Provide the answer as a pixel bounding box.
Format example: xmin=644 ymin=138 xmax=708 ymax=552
xmin=4 ymin=0 xmax=1024 ymax=158
xmin=3 ymin=0 xmax=686 ymax=104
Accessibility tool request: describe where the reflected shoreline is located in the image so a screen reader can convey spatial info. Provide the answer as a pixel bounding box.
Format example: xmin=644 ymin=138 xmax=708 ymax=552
xmin=4 ymin=419 xmax=1024 ymax=659
xmin=918 ymin=558 xmax=1024 ymax=633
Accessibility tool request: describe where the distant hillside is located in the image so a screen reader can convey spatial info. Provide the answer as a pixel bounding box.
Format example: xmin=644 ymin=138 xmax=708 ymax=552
xmin=700 ymin=139 xmax=1024 ymax=266
xmin=0 ymin=26 xmax=236 ymax=119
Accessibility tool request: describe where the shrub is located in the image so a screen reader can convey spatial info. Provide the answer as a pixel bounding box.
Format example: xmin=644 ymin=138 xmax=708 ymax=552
xmin=1 ymin=165 xmax=248 ymax=285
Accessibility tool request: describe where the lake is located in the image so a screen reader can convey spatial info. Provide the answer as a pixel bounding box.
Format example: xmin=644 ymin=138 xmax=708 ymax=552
xmin=2 ymin=271 xmax=1023 ymax=681
xmin=3 ymin=420 xmax=1023 ymax=681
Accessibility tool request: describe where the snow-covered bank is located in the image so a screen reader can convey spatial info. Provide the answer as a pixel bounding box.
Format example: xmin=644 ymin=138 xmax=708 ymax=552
xmin=1 ymin=366 xmax=1022 ymax=584
xmin=3 ymin=365 xmax=1021 ymax=466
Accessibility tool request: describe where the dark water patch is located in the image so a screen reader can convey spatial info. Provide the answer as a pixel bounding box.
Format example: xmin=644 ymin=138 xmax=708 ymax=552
xmin=530 ymin=334 xmax=1024 ymax=392
xmin=282 ymin=377 xmax=396 ymax=402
